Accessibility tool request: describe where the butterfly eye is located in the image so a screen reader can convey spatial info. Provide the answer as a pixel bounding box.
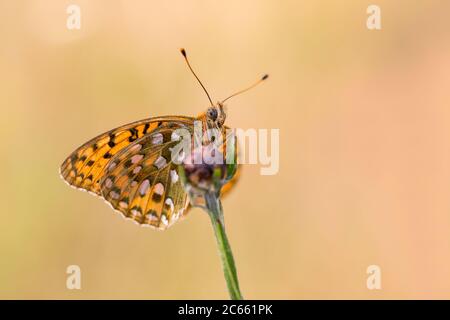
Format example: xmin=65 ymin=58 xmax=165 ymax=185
xmin=207 ymin=108 xmax=218 ymax=121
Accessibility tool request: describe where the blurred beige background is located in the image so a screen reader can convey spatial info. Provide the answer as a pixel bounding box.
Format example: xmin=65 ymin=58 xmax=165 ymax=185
xmin=1 ymin=0 xmax=450 ymax=299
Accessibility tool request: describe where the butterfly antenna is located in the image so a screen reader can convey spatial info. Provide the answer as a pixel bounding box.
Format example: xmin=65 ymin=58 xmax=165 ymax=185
xmin=180 ymin=48 xmax=214 ymax=107
xmin=221 ymin=74 xmax=269 ymax=104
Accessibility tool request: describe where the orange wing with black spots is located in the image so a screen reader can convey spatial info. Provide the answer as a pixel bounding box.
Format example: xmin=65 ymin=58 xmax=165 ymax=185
xmin=59 ymin=116 xmax=194 ymax=195
xmin=99 ymin=127 xmax=190 ymax=229
xmin=60 ymin=114 xmax=241 ymax=230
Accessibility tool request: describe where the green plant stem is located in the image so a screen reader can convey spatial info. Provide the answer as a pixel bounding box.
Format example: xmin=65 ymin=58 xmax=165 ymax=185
xmin=204 ymin=192 xmax=243 ymax=300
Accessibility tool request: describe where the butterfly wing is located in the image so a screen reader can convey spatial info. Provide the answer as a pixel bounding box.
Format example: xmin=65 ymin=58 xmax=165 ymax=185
xmin=59 ymin=116 xmax=194 ymax=195
xmin=61 ymin=114 xmax=241 ymax=230
xmin=100 ymin=126 xmax=191 ymax=229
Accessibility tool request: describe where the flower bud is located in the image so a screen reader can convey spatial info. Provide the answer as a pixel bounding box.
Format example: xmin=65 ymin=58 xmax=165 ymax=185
xmin=178 ymin=144 xmax=237 ymax=207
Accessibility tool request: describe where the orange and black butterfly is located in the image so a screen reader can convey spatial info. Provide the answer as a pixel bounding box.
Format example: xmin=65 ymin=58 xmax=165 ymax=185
xmin=60 ymin=49 xmax=267 ymax=230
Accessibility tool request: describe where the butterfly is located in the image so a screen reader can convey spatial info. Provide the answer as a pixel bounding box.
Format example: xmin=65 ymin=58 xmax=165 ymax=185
xmin=60 ymin=49 xmax=268 ymax=230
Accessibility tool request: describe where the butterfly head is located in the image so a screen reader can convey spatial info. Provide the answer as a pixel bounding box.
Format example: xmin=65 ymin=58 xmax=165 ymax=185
xmin=206 ymin=102 xmax=227 ymax=128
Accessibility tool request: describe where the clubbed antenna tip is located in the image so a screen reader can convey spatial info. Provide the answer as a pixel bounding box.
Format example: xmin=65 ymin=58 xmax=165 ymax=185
xmin=179 ymin=48 xmax=214 ymax=106
xmin=221 ymin=73 xmax=269 ymax=103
